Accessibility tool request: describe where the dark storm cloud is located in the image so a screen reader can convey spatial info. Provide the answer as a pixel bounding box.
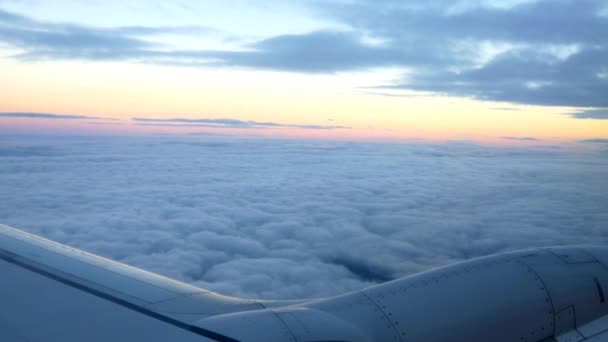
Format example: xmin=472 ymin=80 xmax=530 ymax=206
xmin=0 ymin=1 xmax=607 ymax=107
xmin=0 ymin=112 xmax=114 ymax=120
xmin=1 ymin=135 xmax=607 ymax=299
xmin=133 ymin=117 xmax=349 ymax=130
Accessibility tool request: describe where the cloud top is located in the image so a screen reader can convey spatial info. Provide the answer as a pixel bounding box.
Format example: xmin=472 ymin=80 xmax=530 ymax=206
xmin=1 ymin=135 xmax=606 ymax=299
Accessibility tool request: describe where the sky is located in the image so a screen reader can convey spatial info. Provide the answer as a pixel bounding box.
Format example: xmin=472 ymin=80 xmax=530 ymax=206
xmin=0 ymin=0 xmax=607 ymax=144
xmin=1 ymin=135 xmax=607 ymax=299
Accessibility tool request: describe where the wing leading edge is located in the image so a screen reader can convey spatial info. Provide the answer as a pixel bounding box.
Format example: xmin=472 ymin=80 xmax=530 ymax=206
xmin=0 ymin=223 xmax=277 ymax=341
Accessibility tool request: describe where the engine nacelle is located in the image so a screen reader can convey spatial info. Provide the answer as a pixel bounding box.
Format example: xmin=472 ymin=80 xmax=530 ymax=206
xmin=196 ymin=247 xmax=608 ymax=342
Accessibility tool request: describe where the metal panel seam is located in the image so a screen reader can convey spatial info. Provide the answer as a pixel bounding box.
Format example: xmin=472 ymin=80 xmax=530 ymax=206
xmin=542 ymin=248 xmax=598 ymax=265
xmin=356 ymin=290 xmax=404 ymax=342
xmin=269 ymin=309 xmax=298 ymax=342
xmin=517 ymin=254 xmax=557 ymax=336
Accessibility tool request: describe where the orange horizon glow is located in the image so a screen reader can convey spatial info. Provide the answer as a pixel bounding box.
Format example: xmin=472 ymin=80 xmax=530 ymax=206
xmin=1 ymin=116 xmax=604 ymax=149
xmin=1 ymin=60 xmax=607 ymax=145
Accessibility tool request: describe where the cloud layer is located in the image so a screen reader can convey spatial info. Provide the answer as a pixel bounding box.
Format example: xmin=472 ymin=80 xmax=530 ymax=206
xmin=1 ymin=135 xmax=606 ymax=299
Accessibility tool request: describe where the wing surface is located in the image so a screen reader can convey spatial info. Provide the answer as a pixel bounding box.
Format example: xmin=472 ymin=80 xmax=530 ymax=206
xmin=0 ymin=223 xmax=263 ymax=342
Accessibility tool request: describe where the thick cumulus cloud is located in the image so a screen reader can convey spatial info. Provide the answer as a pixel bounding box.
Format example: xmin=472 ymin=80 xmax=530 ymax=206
xmin=1 ymin=135 xmax=607 ymax=299
xmin=1 ymin=1 xmax=607 ymax=107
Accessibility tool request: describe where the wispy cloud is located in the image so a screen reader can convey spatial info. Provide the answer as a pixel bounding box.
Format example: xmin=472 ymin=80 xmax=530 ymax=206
xmin=571 ymin=108 xmax=608 ymax=119
xmin=0 ymin=112 xmax=116 ymax=120
xmin=491 ymin=107 xmax=521 ymax=111
xmin=132 ymin=117 xmax=349 ymax=130
xmin=502 ymin=136 xmax=541 ymax=141
xmin=86 ymin=121 xmax=127 ymax=126
xmin=579 ymin=138 xmax=608 ymax=144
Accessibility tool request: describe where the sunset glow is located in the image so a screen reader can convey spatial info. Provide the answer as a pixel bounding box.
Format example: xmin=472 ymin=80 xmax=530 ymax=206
xmin=1 ymin=1 xmax=606 ymax=145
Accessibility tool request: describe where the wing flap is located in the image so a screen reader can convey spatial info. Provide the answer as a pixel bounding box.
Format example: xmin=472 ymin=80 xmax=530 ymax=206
xmin=579 ymin=314 xmax=608 ymax=341
xmin=582 ymin=331 xmax=608 ymax=342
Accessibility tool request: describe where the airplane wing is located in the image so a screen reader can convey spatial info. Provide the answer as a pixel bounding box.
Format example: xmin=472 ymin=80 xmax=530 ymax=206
xmin=0 ymin=223 xmax=274 ymax=342
xmin=1 ymin=223 xmax=608 ymax=342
